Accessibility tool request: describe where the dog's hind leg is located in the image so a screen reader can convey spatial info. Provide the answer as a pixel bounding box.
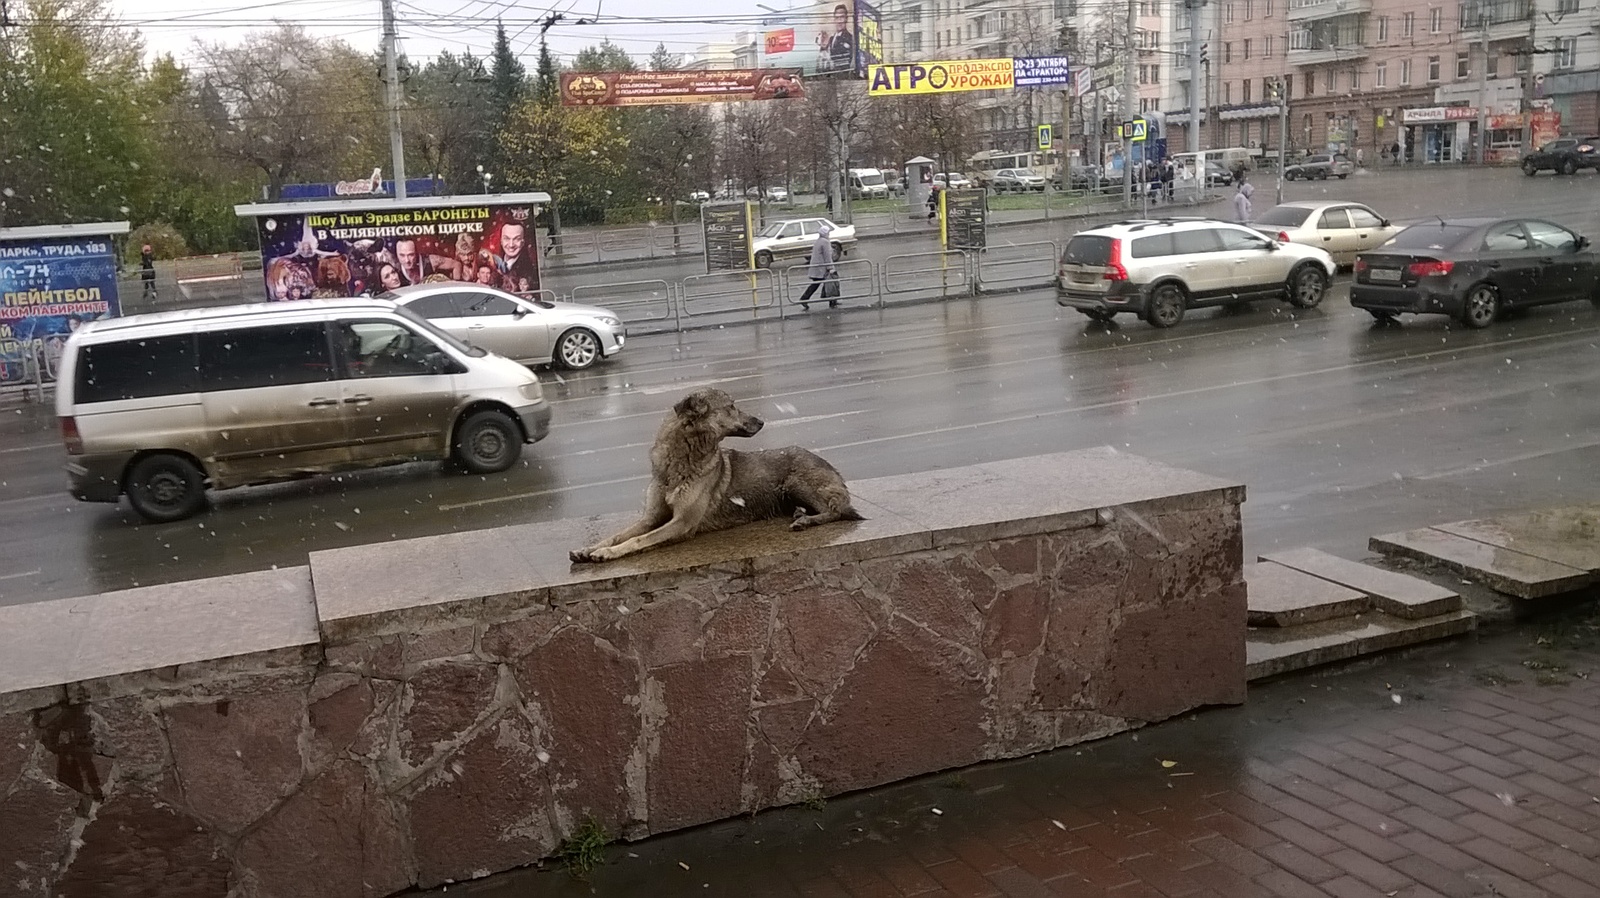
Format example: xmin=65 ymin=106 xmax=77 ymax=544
xmin=787 ymin=480 xmax=864 ymax=531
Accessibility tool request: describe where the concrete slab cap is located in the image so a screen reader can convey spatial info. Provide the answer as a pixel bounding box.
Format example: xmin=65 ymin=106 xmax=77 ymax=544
xmin=1432 ymin=506 xmax=1600 ymax=572
xmin=1369 ymin=528 xmax=1597 ymax=600
xmin=1246 ymin=608 xmax=1478 ymax=680
xmin=1260 ymin=547 xmax=1461 ymax=619
xmin=1244 ymin=561 xmax=1369 ymax=627
xmin=0 ymin=567 xmax=317 ymax=696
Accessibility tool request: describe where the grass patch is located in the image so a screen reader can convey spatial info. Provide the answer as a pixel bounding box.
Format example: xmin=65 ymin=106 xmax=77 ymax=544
xmin=800 ymin=789 xmax=827 ymax=811
xmin=555 ymin=816 xmax=609 ymax=879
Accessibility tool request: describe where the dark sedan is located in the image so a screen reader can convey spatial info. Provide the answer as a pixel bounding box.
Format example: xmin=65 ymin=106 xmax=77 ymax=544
xmin=1350 ymin=218 xmax=1600 ymax=328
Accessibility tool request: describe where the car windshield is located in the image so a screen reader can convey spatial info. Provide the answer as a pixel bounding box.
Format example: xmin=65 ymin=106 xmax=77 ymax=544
xmin=1062 ymin=234 xmax=1113 ymax=266
xmin=1014 ymin=168 xmax=1039 ymax=177
xmin=1382 ymin=224 xmax=1476 ymax=251
xmin=1253 ymin=207 xmax=1312 ymax=227
xmin=393 ymin=302 xmax=486 ymax=357
xmin=858 ymin=172 xmax=885 ymax=186
xmin=758 ymin=222 xmax=787 ymax=238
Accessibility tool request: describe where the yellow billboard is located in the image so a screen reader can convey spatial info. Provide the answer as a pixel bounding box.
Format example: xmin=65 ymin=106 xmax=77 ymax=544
xmin=866 ymin=58 xmax=1014 ymax=96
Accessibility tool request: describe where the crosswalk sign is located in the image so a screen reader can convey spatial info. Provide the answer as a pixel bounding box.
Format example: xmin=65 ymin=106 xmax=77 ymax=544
xmin=1037 ymin=124 xmax=1053 ymax=150
xmin=1129 ymin=119 xmax=1148 ymax=142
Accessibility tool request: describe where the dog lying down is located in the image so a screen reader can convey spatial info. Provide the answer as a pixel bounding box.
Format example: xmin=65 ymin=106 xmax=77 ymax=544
xmin=570 ymin=388 xmax=864 ymax=563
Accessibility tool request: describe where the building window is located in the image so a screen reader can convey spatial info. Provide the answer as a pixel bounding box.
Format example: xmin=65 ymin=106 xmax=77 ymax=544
xmin=1265 ymin=35 xmax=1273 ymax=57
xmin=1429 ymin=7 xmax=1442 ymax=33
xmin=1377 ymin=16 xmax=1388 ymax=42
xmin=1224 ymin=42 xmax=1232 ymax=64
xmin=1152 ymin=65 xmax=1160 ymax=84
xmin=1376 ymin=61 xmax=1387 ymax=86
xmin=906 ymin=33 xmax=923 ymax=53
xmin=1325 ymin=67 xmax=1335 ymax=92
xmin=1515 ymin=49 xmax=1529 ymax=73
xmin=1457 ymin=52 xmax=1470 ymax=79
xmin=1557 ymin=0 xmax=1578 ymax=11
xmin=1243 ymin=80 xmax=1252 ymax=103
xmin=1266 ymin=0 xmax=1273 ymax=15
xmin=1402 ymin=12 xmax=1415 ymax=37
xmin=1428 ymin=55 xmax=1441 ymax=81
xmin=1556 ymin=37 xmax=1577 ymax=69
xmin=1227 ymin=3 xmax=1235 ymax=24
xmin=1284 ymin=73 xmax=1293 ymax=98
xmin=1244 ymin=39 xmax=1251 ymax=60
xmin=1351 ymin=68 xmax=1361 ymax=90
xmin=1304 ymin=70 xmax=1314 ymax=96
xmin=1245 ymin=0 xmax=1253 ymax=18
xmin=906 ymin=5 xmax=922 ymax=23
xmin=1139 ymin=64 xmax=1149 ymax=84
xmin=1487 ymin=52 xmax=1498 ymax=78
xmin=1400 ymin=58 xmax=1412 ymax=84
xmin=935 ymin=31 xmax=942 ymax=49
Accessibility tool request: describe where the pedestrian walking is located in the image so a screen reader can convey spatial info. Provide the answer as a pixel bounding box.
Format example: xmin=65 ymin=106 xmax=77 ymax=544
xmin=798 ymin=224 xmax=838 ymax=310
xmin=140 ymin=244 xmax=157 ymax=299
xmin=926 ymin=185 xmax=940 ymax=222
xmin=1231 ymin=177 xmax=1254 ymax=223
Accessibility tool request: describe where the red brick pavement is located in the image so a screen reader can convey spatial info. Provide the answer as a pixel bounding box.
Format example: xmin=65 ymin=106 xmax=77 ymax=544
xmin=419 ymin=608 xmax=1600 ymax=898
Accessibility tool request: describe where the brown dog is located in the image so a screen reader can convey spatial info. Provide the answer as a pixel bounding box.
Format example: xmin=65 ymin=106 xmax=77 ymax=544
xmin=571 ymin=388 xmax=863 ymax=563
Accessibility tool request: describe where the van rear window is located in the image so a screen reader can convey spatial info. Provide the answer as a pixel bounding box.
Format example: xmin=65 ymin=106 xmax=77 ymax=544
xmin=1062 ymin=235 xmax=1112 ymax=266
xmin=75 ymin=335 xmax=199 ymax=403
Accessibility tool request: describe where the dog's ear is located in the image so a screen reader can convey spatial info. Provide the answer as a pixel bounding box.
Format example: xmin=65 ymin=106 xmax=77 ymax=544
xmin=674 ymin=393 xmax=707 ymax=418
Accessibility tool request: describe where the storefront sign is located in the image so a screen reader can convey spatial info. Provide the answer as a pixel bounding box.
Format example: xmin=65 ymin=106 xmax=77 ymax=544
xmin=702 ymin=203 xmax=753 ymax=273
xmin=0 ymin=223 xmax=125 ymax=383
xmin=867 ymin=58 xmax=1014 ymax=96
xmin=1402 ymin=106 xmax=1479 ymax=124
xmin=561 ymin=69 xmax=806 ymax=106
xmin=250 ymin=203 xmax=543 ymax=299
xmin=1014 ymin=55 xmax=1073 ymax=88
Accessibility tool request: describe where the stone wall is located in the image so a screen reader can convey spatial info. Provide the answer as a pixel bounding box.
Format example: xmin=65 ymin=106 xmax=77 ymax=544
xmin=0 ymin=449 xmax=1246 ymax=897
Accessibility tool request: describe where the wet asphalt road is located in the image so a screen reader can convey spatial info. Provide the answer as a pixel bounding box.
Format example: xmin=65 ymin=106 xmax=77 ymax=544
xmin=3 ymin=165 xmax=1599 ymax=606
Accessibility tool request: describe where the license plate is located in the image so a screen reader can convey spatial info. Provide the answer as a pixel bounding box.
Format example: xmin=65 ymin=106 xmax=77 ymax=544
xmin=1369 ymin=268 xmax=1402 ymax=283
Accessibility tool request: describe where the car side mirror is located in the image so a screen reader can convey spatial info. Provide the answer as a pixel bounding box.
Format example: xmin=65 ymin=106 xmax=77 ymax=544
xmin=512 ymin=307 xmax=528 ymax=318
xmin=1577 ymin=235 xmax=1591 ymax=250
xmin=1380 ymin=219 xmax=1391 ymax=228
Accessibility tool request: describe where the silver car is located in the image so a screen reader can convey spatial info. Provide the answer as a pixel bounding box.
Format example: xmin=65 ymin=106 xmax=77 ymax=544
xmin=385 ymin=284 xmax=625 ymax=370
xmin=1249 ymin=201 xmax=1403 ymax=267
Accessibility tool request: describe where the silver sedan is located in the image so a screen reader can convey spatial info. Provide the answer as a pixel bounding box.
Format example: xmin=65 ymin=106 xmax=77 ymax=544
xmin=1249 ymin=201 xmax=1403 ymax=267
xmin=384 ymin=284 xmax=626 ymax=370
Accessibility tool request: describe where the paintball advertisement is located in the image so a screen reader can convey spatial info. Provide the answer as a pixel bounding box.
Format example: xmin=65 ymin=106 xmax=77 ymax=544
xmin=0 ymin=236 xmax=120 ymax=383
xmin=251 ymin=204 xmax=542 ymax=301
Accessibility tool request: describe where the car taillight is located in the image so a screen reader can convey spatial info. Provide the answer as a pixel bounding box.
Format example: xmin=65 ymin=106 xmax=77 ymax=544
xmin=1104 ymin=239 xmax=1128 ymax=281
xmin=1277 ymin=231 xmax=1291 ymax=244
xmin=60 ymin=416 xmax=83 ymax=455
xmin=1353 ymin=259 xmax=1368 ymax=274
xmin=1406 ymin=259 xmax=1454 ymax=278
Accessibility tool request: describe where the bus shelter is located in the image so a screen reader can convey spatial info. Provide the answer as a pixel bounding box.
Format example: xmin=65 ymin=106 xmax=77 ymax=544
xmin=0 ymin=221 xmax=128 ymax=384
xmin=234 ymin=193 xmax=552 ymax=302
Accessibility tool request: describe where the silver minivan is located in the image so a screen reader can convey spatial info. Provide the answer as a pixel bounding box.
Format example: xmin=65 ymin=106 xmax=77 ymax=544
xmin=56 ymin=298 xmax=552 ymax=522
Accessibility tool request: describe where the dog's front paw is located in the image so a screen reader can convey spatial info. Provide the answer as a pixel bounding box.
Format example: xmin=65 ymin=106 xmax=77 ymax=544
xmin=570 ymin=547 xmax=600 ymax=563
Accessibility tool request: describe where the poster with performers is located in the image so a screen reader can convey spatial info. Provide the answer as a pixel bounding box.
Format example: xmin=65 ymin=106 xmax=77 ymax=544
xmin=0 ymin=226 xmax=124 ymax=383
xmin=250 ymin=203 xmax=542 ymax=302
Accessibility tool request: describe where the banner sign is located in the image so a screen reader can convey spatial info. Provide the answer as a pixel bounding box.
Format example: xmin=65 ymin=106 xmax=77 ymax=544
xmin=252 ymin=203 xmax=542 ymax=300
xmin=0 ymin=235 xmax=120 ymax=383
xmin=867 ymin=58 xmax=1014 ymax=96
xmin=761 ymin=0 xmax=856 ymax=76
xmin=561 ymin=69 xmax=806 ymax=107
xmin=940 ymin=189 xmax=987 ymax=251
xmin=855 ymin=0 xmax=883 ymax=76
xmin=1014 ymin=55 xmax=1072 ymax=88
xmin=702 ymin=203 xmax=753 ymax=273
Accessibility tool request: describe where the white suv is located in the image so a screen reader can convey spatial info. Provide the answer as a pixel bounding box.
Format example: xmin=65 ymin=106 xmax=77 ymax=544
xmin=1056 ymin=218 xmax=1337 ymax=327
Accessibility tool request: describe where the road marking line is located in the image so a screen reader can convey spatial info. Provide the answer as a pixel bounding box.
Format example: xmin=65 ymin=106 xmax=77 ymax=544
xmin=1415 ymin=437 xmax=1600 ymax=480
xmin=0 ymin=569 xmax=41 ymax=582
xmin=635 ymin=376 xmax=758 ymax=395
xmin=0 ymin=444 xmax=58 ymax=455
xmin=764 ymin=410 xmax=870 ymax=427
xmin=437 ymin=474 xmax=649 ymax=511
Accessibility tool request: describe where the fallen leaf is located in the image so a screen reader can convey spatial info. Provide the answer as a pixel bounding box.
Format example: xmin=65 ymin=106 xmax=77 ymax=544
xmin=679 ymin=862 xmax=690 ymax=871
xmin=1160 ymin=760 xmax=1178 ymax=768
xmin=1392 ymin=694 xmax=1403 ymax=704
xmin=931 ymin=807 xmax=944 ymax=816
xmin=1051 ymin=819 xmax=1066 ymax=830
xmin=1495 ymin=792 xmax=1516 ymax=807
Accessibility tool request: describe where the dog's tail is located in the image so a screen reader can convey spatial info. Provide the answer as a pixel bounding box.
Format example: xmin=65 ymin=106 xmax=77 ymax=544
xmin=841 ymin=506 xmax=866 ymax=522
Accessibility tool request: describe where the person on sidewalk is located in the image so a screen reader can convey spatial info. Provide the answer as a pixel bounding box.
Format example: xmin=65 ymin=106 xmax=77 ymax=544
xmin=139 ymin=244 xmax=157 ymax=299
xmin=798 ymin=225 xmax=837 ymax=311
xmin=1231 ymin=177 xmax=1254 ymax=223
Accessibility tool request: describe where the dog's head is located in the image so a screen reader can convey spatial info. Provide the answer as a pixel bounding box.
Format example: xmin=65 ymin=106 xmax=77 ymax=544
xmin=674 ymin=388 xmax=763 ymax=438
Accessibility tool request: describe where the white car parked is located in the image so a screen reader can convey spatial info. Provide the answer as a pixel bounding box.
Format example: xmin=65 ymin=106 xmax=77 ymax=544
xmin=751 ymin=218 xmax=858 ymax=269
xmin=933 ymin=172 xmax=973 ymax=189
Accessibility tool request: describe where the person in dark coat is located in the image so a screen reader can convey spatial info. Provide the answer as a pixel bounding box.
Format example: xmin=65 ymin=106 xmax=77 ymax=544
xmin=140 ymin=244 xmax=157 ymax=299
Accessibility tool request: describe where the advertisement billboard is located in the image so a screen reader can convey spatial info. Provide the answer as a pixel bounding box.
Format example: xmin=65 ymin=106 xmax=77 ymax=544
xmin=561 ymin=69 xmax=806 ymax=107
xmin=702 ymin=203 xmax=754 ymax=273
xmin=0 ymin=225 xmax=124 ymax=383
xmin=1013 ymin=56 xmax=1072 ymax=89
xmin=249 ymin=202 xmax=543 ymax=301
xmin=761 ymin=0 xmax=857 ymax=76
xmin=855 ymin=0 xmax=883 ymax=75
xmin=867 ymin=58 xmax=1014 ymax=96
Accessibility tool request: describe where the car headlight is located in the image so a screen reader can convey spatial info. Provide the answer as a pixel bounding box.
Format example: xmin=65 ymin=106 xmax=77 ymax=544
xmin=597 ymin=316 xmax=621 ymax=327
xmin=520 ymin=380 xmax=544 ymax=401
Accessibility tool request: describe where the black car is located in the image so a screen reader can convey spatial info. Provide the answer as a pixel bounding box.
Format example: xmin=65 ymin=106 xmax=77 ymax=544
xmin=1350 ymin=218 xmax=1600 ymax=328
xmin=1520 ymin=137 xmax=1600 ymax=176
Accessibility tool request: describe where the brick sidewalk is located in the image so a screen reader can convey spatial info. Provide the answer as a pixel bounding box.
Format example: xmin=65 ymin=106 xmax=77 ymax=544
xmin=420 ymin=601 xmax=1600 ymax=898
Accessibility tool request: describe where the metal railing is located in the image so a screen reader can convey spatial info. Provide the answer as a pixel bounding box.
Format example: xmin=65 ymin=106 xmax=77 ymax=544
xmin=881 ymin=250 xmax=973 ymax=299
xmin=679 ymin=268 xmax=777 ymax=318
xmin=974 ymin=241 xmax=1060 ymax=292
xmin=571 ymin=279 xmax=675 ymax=324
xmin=778 ymin=257 xmax=879 ymax=308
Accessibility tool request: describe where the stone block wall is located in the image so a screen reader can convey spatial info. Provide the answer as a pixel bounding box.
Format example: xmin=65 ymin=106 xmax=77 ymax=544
xmin=0 ymin=449 xmax=1246 ymax=896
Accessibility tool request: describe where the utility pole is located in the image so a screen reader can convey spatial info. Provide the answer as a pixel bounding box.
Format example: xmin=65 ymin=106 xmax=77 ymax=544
xmin=380 ymin=0 xmax=409 ymax=199
xmin=1275 ymin=79 xmax=1288 ymax=203
xmin=1123 ymin=0 xmax=1138 ymax=205
xmin=1187 ymin=0 xmax=1204 ymax=155
xmin=1475 ymin=8 xmax=1489 ymax=165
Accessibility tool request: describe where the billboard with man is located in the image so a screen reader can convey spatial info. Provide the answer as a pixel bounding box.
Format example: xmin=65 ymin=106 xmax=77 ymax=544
xmin=762 ymin=0 xmax=857 ymax=76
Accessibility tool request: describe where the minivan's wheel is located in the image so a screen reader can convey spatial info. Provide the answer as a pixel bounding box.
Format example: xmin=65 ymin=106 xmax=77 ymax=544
xmin=754 ymin=250 xmax=773 ymax=269
xmin=554 ymin=328 xmax=601 ymax=370
xmin=1286 ymin=264 xmax=1328 ymax=308
xmin=125 ymin=453 xmax=206 ymax=523
xmin=1523 ymin=162 xmax=1539 ymax=176
xmin=1146 ymin=284 xmax=1187 ymax=328
xmin=1461 ymin=283 xmax=1500 ymax=329
xmin=453 ymin=410 xmax=522 ymax=474
xmin=1561 ymin=158 xmax=1578 ymax=176
xmin=1368 ymin=309 xmax=1398 ymax=322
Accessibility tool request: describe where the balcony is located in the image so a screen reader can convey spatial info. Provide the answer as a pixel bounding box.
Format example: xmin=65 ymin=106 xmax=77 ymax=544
xmin=1288 ymin=16 xmax=1368 ymax=67
xmin=1460 ymin=0 xmax=1534 ymax=42
xmin=1287 ymin=0 xmax=1371 ymax=23
xmin=1287 ymin=41 xmax=1369 ymax=67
